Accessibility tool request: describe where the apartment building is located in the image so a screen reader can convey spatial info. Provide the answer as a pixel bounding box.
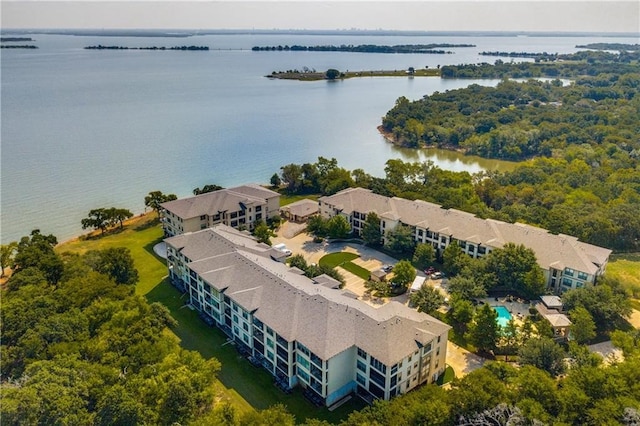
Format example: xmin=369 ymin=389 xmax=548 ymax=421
xmin=319 ymin=187 xmax=612 ymax=293
xmin=164 ymin=224 xmax=450 ymax=406
xmin=160 ymin=184 xmax=280 ymax=237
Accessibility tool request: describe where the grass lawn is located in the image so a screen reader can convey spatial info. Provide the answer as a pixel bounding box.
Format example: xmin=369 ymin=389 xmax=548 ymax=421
xmin=436 ymin=366 xmax=455 ymax=385
xmin=319 ymin=252 xmax=359 ymax=268
xmin=319 ymin=252 xmax=371 ymax=280
xmin=607 ymin=253 xmax=640 ymax=297
xmin=279 ymin=193 xmax=320 ymax=207
xmin=56 ymin=214 xmax=366 ymax=423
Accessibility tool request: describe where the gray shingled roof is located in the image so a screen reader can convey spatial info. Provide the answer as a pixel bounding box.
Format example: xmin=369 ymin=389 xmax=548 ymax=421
xmin=320 ymin=188 xmax=611 ymax=275
xmin=165 ymin=225 xmax=450 ymax=365
xmin=160 ymin=184 xmax=278 ymax=219
xmin=281 ymin=199 xmax=319 ymax=218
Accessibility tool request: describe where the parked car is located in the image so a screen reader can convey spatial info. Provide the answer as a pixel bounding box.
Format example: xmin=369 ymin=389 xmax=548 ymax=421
xmin=273 ymin=243 xmax=292 ymax=256
xmin=382 ymin=264 xmax=394 ymax=273
xmin=431 ymin=272 xmax=444 ymax=280
xmin=424 ymin=266 xmax=437 ymax=275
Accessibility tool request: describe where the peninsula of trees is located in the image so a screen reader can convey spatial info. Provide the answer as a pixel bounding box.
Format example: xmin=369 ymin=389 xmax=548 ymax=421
xmin=252 ymin=43 xmax=474 ymax=53
xmin=84 ymin=45 xmax=209 ymax=51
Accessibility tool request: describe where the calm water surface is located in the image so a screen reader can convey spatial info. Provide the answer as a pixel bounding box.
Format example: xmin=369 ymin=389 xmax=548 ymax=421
xmin=2 ymin=33 xmax=637 ymax=242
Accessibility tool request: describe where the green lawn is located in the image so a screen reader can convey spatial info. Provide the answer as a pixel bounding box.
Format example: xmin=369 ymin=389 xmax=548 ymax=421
xmin=436 ymin=366 xmax=455 ymax=385
xmin=279 ymin=193 xmax=320 ymax=207
xmin=607 ymin=252 xmax=640 ymax=299
xmin=319 ymin=252 xmax=370 ymax=280
xmin=56 ymin=214 xmax=366 ymax=423
xmin=318 ymin=252 xmax=359 ymax=268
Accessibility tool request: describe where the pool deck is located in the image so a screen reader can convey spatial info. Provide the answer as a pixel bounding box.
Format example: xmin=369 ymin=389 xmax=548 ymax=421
xmin=481 ymin=297 xmax=531 ymax=323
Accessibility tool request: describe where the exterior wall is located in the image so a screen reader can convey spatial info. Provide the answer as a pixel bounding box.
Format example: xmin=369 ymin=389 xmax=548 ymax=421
xmin=321 ymin=202 xmax=598 ymax=294
xmin=165 ymin=237 xmax=449 ymax=406
xmin=265 ymin=196 xmax=280 ymax=220
xmin=326 ymin=347 xmax=357 ymax=406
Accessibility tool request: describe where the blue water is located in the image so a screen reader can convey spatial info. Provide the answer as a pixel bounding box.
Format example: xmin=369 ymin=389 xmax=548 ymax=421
xmin=493 ymin=305 xmax=513 ymax=328
xmin=2 ymin=32 xmax=637 ymax=243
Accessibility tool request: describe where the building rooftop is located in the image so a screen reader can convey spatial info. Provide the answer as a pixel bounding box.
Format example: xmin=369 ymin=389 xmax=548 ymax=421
xmin=161 ymin=184 xmax=279 ymax=219
xmin=165 ymin=225 xmax=450 ymax=365
xmin=281 ymin=199 xmax=319 ymax=218
xmin=320 ymin=188 xmax=611 ymax=276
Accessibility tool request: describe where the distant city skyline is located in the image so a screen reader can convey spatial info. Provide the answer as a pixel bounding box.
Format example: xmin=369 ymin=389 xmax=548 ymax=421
xmin=2 ymin=1 xmax=639 ymax=33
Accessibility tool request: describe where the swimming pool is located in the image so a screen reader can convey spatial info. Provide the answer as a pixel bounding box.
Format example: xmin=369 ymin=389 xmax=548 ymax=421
xmin=492 ymin=305 xmax=512 ymax=328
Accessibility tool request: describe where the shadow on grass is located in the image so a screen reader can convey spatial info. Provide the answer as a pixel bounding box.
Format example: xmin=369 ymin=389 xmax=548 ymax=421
xmin=144 ymin=278 xmax=365 ymax=423
xmin=143 ymin=237 xmax=166 ymax=261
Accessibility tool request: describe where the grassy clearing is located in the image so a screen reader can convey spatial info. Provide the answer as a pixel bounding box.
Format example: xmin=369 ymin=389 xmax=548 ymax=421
xmin=56 ymin=215 xmax=366 ymax=423
xmin=279 ymin=193 xmax=320 ymax=207
xmin=340 ymin=262 xmax=371 ymax=280
xmin=607 ymin=253 xmax=640 ymax=299
xmin=319 ymin=252 xmax=359 ymax=268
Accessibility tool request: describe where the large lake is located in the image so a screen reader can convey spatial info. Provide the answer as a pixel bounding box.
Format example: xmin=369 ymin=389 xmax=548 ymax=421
xmin=2 ymin=32 xmax=637 ymax=243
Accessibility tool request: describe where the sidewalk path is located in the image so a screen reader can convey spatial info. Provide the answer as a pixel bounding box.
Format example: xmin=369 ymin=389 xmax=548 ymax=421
xmin=446 ymin=341 xmax=486 ymax=378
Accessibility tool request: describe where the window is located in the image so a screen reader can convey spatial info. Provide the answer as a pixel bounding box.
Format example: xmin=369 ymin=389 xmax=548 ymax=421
xmin=478 ymin=246 xmax=486 ymax=255
xmin=200 ymin=215 xmax=206 ymax=220
xmin=565 ymin=268 xmax=575 ymax=277
xmin=369 ymin=369 xmax=386 ymax=388
xmin=297 ymin=353 xmax=310 ymax=369
xmin=256 ymin=206 xmax=262 ymax=212
xmin=230 ymin=212 xmax=238 ymax=219
xmin=356 ymin=373 xmax=366 ymax=386
xmin=231 ymin=220 xmax=238 ymax=227
xmin=357 ymin=360 xmax=367 ymax=372
xmin=357 ymin=347 xmax=367 ymax=359
xmin=578 ymin=271 xmax=588 ymax=281
xmin=370 ymin=356 xmax=387 ymax=374
xmin=563 ymin=277 xmax=573 ymax=287
xmin=243 ymin=322 xmax=249 ymax=332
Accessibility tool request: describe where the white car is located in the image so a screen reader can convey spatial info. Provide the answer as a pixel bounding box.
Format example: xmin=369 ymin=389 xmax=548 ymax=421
xmin=273 ymin=243 xmax=292 ymax=256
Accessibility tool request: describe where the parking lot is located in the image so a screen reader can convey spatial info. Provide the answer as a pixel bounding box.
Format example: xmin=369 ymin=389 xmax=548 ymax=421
xmin=271 ymin=227 xmax=411 ymax=306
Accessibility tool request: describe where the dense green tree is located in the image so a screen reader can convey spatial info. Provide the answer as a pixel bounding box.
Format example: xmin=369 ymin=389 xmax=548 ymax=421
xmin=384 ymin=223 xmax=415 ymax=255
xmin=192 ymin=184 xmax=223 ymax=195
xmin=84 ymin=247 xmax=139 ymax=285
xmin=412 ymin=243 xmax=435 ymax=269
xmin=1 ymin=241 xmax=18 ymax=277
xmin=12 ymin=230 xmax=62 ymax=285
xmin=325 ymin=68 xmax=340 ymax=80
xmin=106 ymin=207 xmax=133 ymax=229
xmin=326 ymin=215 xmax=351 ymax=239
xmin=569 ymin=306 xmax=597 ymax=344
xmin=410 ymin=284 xmax=444 ymax=315
xmin=448 ymin=369 xmax=510 ymax=420
xmin=442 ymin=241 xmax=470 ymax=276
xmin=306 ymin=215 xmax=328 ymax=237
xmin=361 ymin=212 xmax=382 ymax=246
xmin=468 ymin=303 xmax=500 ymax=354
xmin=484 ymin=243 xmax=545 ymax=298
xmin=253 ymin=221 xmax=274 ymax=245
xmin=562 ymin=281 xmax=631 ymax=332
xmin=392 ymin=260 xmax=416 ymax=288
xmin=81 ymin=208 xmax=110 ymax=234
xmin=280 ymin=163 xmax=303 ymax=192
xmin=518 ymin=337 xmax=566 ymax=377
xmin=144 ymin=190 xmax=177 ymax=215
xmin=270 ymin=173 xmax=282 ymax=188
xmin=447 ymin=275 xmax=487 ymax=301
xmin=446 ymin=295 xmax=475 ymax=334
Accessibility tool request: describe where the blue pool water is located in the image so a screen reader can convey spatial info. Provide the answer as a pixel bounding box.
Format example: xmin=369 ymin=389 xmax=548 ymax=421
xmin=493 ymin=305 xmax=512 ymax=328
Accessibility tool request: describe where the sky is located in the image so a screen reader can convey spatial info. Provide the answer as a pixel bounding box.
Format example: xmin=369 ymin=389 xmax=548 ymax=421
xmin=1 ymin=1 xmax=639 ymax=33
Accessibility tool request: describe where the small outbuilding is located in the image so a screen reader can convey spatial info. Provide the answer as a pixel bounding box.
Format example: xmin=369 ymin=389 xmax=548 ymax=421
xmin=280 ymin=199 xmax=319 ymax=223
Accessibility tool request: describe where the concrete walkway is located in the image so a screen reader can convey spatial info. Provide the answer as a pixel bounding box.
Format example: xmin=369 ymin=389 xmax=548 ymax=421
xmin=446 ymin=341 xmax=487 ymax=378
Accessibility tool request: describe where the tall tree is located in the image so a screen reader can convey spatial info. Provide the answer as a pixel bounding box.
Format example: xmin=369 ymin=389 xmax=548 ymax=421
xmin=1 ymin=241 xmax=18 ymax=277
xmin=469 ymin=304 xmax=500 ymax=355
xmin=85 ymin=247 xmax=139 ymax=285
xmin=253 ymin=221 xmax=274 ymax=246
xmin=270 ymin=173 xmax=282 ymax=188
xmin=569 ymin=306 xmax=596 ymax=344
xmin=413 ymin=243 xmax=435 ymax=269
xmin=144 ymin=191 xmax=177 ymax=214
xmin=484 ymin=243 xmax=545 ymax=298
xmin=106 ymin=207 xmax=133 ymax=229
xmin=279 ymin=164 xmax=303 ymax=192
xmin=81 ymin=208 xmax=110 ymax=234
xmin=384 ymin=224 xmax=415 ymax=255
xmin=410 ymin=285 xmax=444 ymax=315
xmin=442 ymin=241 xmax=470 ymax=276
xmin=392 ymin=260 xmax=417 ymax=288
xmin=306 ymin=215 xmax=328 ymax=237
xmin=447 ymin=275 xmax=487 ymax=301
xmin=192 ymin=184 xmax=223 ymax=195
xmin=326 ymin=215 xmax=350 ymax=239
xmin=361 ymin=212 xmax=382 ymax=246
xmin=518 ymin=337 xmax=566 ymax=377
